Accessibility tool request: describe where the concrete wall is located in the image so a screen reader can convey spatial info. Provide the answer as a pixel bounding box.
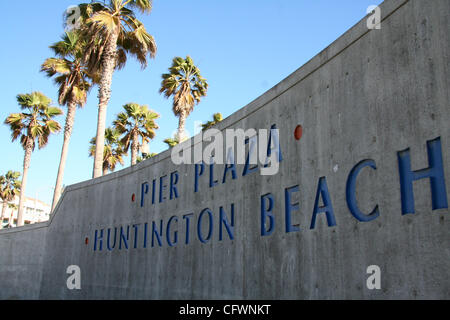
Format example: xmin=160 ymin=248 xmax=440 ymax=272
xmin=1 ymin=0 xmax=449 ymax=300
xmin=0 ymin=224 xmax=47 ymax=299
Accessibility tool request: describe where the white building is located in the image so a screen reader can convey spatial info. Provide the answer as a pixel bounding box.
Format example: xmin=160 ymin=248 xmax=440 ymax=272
xmin=0 ymin=196 xmax=51 ymax=228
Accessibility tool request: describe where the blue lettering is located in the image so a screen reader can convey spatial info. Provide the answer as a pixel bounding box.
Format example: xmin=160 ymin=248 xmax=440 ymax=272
xmin=166 ymin=216 xmax=178 ymax=247
xmin=132 ymin=224 xmax=140 ymax=249
xmin=183 ymin=213 xmax=194 ymax=245
xmin=264 ymin=124 xmax=283 ymax=167
xmin=170 ymin=171 xmax=179 ymax=200
xmin=223 ymin=149 xmax=237 ymax=183
xmin=243 ymin=137 xmax=258 ymax=176
xmin=195 ymin=163 xmax=204 ymax=193
xmin=140 ymin=182 xmax=149 ymax=207
xmin=261 ymin=193 xmax=275 ymax=236
xmin=398 ymin=137 xmax=448 ymax=214
xmin=310 ymin=177 xmax=337 ymax=229
xmin=152 ymin=221 xmax=163 ymax=247
xmin=143 ymin=223 xmax=148 ymax=248
xmin=219 ymin=204 xmax=235 ymax=241
xmin=106 ymin=227 xmax=117 ymax=251
xmin=198 ymin=208 xmax=213 ymax=243
xmin=285 ymin=185 xmax=300 ymax=233
xmin=209 ymin=163 xmax=219 ymax=188
xmin=94 ymin=229 xmax=104 ymax=251
xmin=152 ymin=179 xmax=156 ymax=204
xmin=119 ymin=226 xmax=129 ymax=250
xmin=346 ymin=159 xmax=380 ymax=222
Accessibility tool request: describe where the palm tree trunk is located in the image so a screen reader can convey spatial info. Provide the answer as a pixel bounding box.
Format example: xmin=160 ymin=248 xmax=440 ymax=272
xmin=0 ymin=202 xmax=7 ymax=229
xmin=131 ymin=131 xmax=139 ymax=166
xmin=93 ymin=29 xmax=120 ymax=178
xmin=17 ymin=141 xmax=33 ymax=227
xmin=177 ymin=110 xmax=188 ymax=142
xmin=103 ymin=168 xmax=108 ymax=176
xmin=52 ymin=100 xmax=77 ymax=212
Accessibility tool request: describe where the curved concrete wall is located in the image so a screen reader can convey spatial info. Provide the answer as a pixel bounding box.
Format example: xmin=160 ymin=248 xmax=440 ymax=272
xmin=1 ymin=0 xmax=449 ymax=299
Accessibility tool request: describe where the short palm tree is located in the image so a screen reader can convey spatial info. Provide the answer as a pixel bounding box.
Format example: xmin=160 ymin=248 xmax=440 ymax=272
xmin=113 ymin=103 xmax=159 ymax=166
xmin=78 ymin=0 xmax=157 ymax=178
xmin=4 ymin=92 xmax=62 ymax=226
xmin=160 ymin=56 xmax=208 ymax=142
xmin=202 ymin=113 xmax=223 ymax=130
xmin=41 ymin=31 xmax=96 ymax=211
xmin=137 ymin=153 xmax=157 ymax=163
xmin=163 ymin=137 xmax=180 ymax=148
xmin=89 ymin=127 xmax=126 ymax=176
xmin=0 ymin=171 xmax=21 ymax=229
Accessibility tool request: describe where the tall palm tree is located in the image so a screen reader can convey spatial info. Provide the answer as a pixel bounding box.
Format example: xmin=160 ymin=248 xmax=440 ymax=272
xmin=89 ymin=127 xmax=126 ymax=176
xmin=0 ymin=171 xmax=21 ymax=229
xmin=160 ymin=56 xmax=208 ymax=142
xmin=202 ymin=113 xmax=223 ymax=130
xmin=41 ymin=31 xmax=96 ymax=212
xmin=77 ymin=0 xmax=157 ymax=178
xmin=113 ymin=103 xmax=159 ymax=166
xmin=4 ymin=92 xmax=62 ymax=227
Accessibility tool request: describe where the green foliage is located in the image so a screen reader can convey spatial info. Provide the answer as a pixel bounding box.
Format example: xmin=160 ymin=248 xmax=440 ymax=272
xmin=163 ymin=137 xmax=180 ymax=148
xmin=41 ymin=30 xmax=95 ymax=107
xmin=4 ymin=92 xmax=63 ymax=151
xmin=202 ymin=113 xmax=223 ymax=130
xmin=160 ymin=56 xmax=208 ymax=117
xmin=89 ymin=127 xmax=126 ymax=174
xmin=137 ymin=153 xmax=157 ymax=163
xmin=0 ymin=171 xmax=21 ymax=204
xmin=8 ymin=203 xmax=18 ymax=210
xmin=113 ymin=103 xmax=159 ymax=153
xmin=79 ymin=0 xmax=157 ymax=73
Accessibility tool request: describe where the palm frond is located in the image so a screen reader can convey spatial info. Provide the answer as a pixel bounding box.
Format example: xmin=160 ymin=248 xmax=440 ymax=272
xmin=163 ymin=137 xmax=179 ymax=148
xmin=126 ymin=0 xmax=153 ymax=14
xmin=5 ymin=92 xmax=62 ymax=152
xmin=113 ymin=103 xmax=159 ymax=156
xmin=160 ymin=56 xmax=208 ymax=117
xmin=89 ymin=126 xmax=127 ymax=173
xmin=42 ymin=30 xmax=95 ymax=108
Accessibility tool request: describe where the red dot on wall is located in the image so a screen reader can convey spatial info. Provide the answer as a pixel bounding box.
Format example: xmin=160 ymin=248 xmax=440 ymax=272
xmin=132 ymin=194 xmax=136 ymax=202
xmin=294 ymin=125 xmax=303 ymax=141
xmin=85 ymin=237 xmax=89 ymax=245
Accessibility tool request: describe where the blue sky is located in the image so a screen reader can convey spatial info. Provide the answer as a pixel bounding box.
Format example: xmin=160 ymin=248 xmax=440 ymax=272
xmin=0 ymin=0 xmax=383 ymax=205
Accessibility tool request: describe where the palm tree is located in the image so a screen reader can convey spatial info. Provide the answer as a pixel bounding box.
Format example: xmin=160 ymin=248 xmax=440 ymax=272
xmin=113 ymin=103 xmax=159 ymax=166
xmin=160 ymin=56 xmax=208 ymax=142
xmin=163 ymin=137 xmax=180 ymax=148
xmin=0 ymin=171 xmax=21 ymax=229
xmin=202 ymin=113 xmax=223 ymax=130
xmin=89 ymin=127 xmax=126 ymax=176
xmin=77 ymin=0 xmax=157 ymax=178
xmin=4 ymin=92 xmax=62 ymax=227
xmin=41 ymin=31 xmax=96 ymax=212
xmin=137 ymin=153 xmax=157 ymax=163
xmin=4 ymin=204 xmax=18 ymax=229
